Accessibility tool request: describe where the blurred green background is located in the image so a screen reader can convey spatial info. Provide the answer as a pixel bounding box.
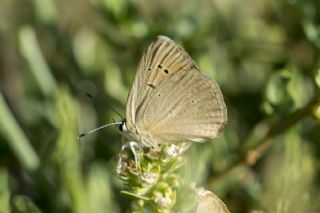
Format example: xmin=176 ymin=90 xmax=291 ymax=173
xmin=0 ymin=0 xmax=320 ymax=212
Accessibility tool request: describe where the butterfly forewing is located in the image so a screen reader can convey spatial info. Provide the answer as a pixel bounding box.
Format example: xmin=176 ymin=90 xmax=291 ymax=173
xmin=126 ymin=36 xmax=197 ymax=127
xmin=125 ymin=36 xmax=227 ymax=145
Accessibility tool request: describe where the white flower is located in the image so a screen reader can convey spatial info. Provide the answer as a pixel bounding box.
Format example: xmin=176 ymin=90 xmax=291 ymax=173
xmin=164 ymin=144 xmax=179 ymax=158
xmin=140 ymin=172 xmax=158 ymax=184
xmin=154 ymin=196 xmax=173 ymax=209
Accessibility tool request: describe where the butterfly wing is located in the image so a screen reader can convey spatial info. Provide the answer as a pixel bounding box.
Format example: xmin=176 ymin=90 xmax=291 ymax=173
xmin=196 ymin=190 xmax=230 ymax=213
xmin=136 ymin=68 xmax=227 ymax=144
xmin=126 ymin=36 xmax=198 ymax=128
xmin=125 ymin=36 xmax=227 ymax=144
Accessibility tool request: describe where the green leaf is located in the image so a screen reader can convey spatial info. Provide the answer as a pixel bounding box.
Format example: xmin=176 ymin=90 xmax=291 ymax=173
xmin=315 ymin=69 xmax=320 ymax=89
xmin=12 ymin=196 xmax=42 ymax=213
xmin=0 ymin=168 xmax=10 ymax=213
xmin=0 ymin=92 xmax=40 ymax=171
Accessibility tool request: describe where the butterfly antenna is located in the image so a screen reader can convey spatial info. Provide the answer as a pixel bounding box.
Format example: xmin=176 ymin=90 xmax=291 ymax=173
xmin=78 ymin=121 xmax=122 ymax=139
xmin=85 ymin=93 xmax=123 ymax=119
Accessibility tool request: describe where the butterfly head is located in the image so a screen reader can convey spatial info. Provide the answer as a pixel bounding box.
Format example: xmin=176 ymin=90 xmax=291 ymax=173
xmin=116 ymin=118 xmax=127 ymax=133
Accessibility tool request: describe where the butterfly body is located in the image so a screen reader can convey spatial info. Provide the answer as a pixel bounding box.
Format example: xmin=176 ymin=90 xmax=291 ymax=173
xmin=119 ymin=36 xmax=227 ymax=147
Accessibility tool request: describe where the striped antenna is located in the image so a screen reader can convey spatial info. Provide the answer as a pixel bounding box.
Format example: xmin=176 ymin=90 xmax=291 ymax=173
xmin=78 ymin=121 xmax=122 ymax=139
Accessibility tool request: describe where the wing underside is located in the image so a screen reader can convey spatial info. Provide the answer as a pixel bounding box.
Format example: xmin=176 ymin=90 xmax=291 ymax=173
xmin=125 ymin=36 xmax=227 ymax=144
xmin=136 ymin=70 xmax=227 ymax=144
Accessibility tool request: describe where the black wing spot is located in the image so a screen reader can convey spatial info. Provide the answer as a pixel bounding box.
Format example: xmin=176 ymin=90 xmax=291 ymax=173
xmin=164 ymin=69 xmax=169 ymax=74
xmin=148 ymin=68 xmax=151 ymax=71
xmin=158 ymin=94 xmax=161 ymax=97
xmin=147 ymin=83 xmax=156 ymax=89
xmin=158 ymin=64 xmax=162 ymax=69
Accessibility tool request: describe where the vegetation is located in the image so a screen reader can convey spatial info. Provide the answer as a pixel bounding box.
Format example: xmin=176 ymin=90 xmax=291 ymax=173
xmin=0 ymin=0 xmax=319 ymax=212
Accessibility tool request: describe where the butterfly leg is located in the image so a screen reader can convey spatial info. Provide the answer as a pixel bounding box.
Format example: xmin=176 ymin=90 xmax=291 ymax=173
xmin=128 ymin=141 xmax=141 ymax=170
xmin=119 ymin=141 xmax=142 ymax=172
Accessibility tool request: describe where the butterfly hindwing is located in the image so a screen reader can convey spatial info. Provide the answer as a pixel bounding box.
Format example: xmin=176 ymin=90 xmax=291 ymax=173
xmin=136 ymin=69 xmax=227 ymax=144
xmin=196 ymin=190 xmax=230 ymax=213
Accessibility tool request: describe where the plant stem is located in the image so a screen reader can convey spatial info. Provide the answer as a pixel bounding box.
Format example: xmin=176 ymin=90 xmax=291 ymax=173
xmin=208 ymin=93 xmax=320 ymax=187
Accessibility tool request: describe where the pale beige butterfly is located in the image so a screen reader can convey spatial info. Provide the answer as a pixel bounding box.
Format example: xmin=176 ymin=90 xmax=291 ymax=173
xmin=117 ymin=35 xmax=227 ymax=146
xmin=79 ymin=36 xmax=227 ymax=143
xmin=196 ymin=190 xmax=230 ymax=213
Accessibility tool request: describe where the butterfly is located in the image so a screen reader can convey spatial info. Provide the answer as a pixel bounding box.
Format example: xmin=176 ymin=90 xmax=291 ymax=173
xmin=116 ymin=35 xmax=227 ymax=147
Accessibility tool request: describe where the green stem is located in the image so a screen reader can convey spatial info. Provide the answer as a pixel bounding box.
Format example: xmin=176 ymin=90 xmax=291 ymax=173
xmin=208 ymin=93 xmax=320 ymax=187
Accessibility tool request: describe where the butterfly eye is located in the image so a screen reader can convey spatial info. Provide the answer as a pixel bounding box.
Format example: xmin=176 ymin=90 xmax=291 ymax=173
xmin=117 ymin=119 xmax=127 ymax=132
xmin=117 ymin=123 xmax=123 ymax=132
